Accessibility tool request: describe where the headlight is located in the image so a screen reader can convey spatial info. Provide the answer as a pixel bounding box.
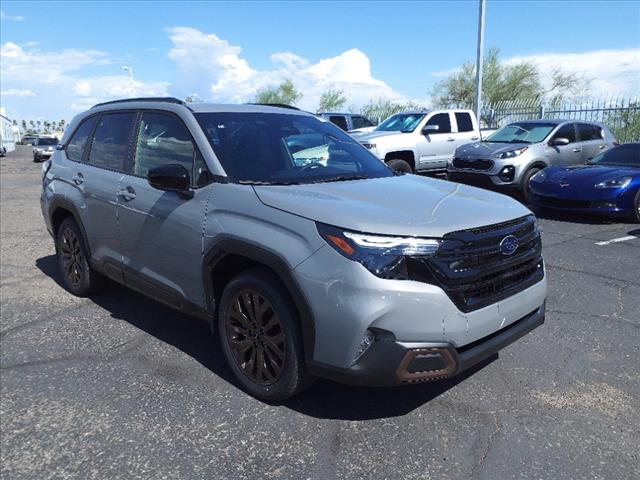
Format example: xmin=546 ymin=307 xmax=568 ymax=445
xmin=361 ymin=142 xmax=376 ymax=150
xmin=497 ymin=147 xmax=528 ymax=159
xmin=530 ymin=169 xmax=547 ymax=183
xmin=317 ymin=223 xmax=440 ymax=279
xmin=594 ymin=176 xmax=632 ymax=189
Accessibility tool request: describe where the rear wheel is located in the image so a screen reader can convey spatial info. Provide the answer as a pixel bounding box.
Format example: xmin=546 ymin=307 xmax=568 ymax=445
xmin=631 ymin=190 xmax=640 ymax=223
xmin=521 ymin=167 xmax=541 ymax=203
xmin=56 ymin=218 xmax=103 ymax=296
xmin=218 ymin=269 xmax=313 ymax=401
xmin=386 ymin=158 xmax=413 ymax=174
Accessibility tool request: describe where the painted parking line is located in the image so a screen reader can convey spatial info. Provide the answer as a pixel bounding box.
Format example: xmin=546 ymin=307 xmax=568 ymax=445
xmin=595 ymin=235 xmax=638 ymax=246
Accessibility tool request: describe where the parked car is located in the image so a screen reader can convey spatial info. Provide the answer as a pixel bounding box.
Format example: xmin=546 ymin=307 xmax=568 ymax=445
xmin=21 ymin=134 xmax=38 ymax=145
xmin=357 ymin=109 xmax=482 ymax=174
xmin=448 ymin=120 xmax=618 ymax=201
xmin=318 ymin=112 xmax=376 ymax=134
xmin=33 ymin=136 xmax=60 ymax=162
xmin=41 ymin=97 xmax=546 ymax=400
xmin=529 ymin=143 xmax=640 ymax=222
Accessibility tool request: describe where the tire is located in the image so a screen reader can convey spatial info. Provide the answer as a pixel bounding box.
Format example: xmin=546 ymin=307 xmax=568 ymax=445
xmin=386 ymin=158 xmax=413 ymax=174
xmin=56 ymin=217 xmax=103 ymax=296
xmin=521 ymin=167 xmax=541 ymax=203
xmin=631 ymin=190 xmax=640 ymax=223
xmin=218 ymin=268 xmax=313 ymax=401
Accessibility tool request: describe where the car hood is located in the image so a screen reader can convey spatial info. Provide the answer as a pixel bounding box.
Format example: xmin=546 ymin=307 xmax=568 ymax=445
xmin=456 ymin=141 xmax=530 ymax=158
xmin=357 ymin=130 xmax=406 ymax=142
xmin=254 ymin=175 xmax=531 ymax=237
xmin=544 ymin=165 xmax=640 ymax=186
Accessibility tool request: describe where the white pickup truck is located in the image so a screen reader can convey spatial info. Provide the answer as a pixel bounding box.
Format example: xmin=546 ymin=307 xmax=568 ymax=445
xmin=357 ymin=109 xmax=485 ymax=174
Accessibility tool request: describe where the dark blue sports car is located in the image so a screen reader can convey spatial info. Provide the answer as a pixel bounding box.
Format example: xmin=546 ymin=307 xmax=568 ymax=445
xmin=529 ymin=143 xmax=640 ymax=222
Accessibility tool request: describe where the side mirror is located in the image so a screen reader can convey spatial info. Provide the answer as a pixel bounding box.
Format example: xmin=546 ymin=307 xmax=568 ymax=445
xmin=147 ymin=164 xmax=192 ymax=196
xmin=552 ymin=137 xmax=569 ymax=146
xmin=423 ymin=124 xmax=440 ymax=135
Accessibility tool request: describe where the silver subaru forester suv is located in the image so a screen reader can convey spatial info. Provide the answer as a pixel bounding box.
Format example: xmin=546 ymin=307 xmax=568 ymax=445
xmin=41 ymin=98 xmax=547 ymax=400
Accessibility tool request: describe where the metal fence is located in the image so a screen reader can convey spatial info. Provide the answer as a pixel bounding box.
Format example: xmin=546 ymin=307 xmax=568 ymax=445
xmin=480 ymin=96 xmax=640 ymax=143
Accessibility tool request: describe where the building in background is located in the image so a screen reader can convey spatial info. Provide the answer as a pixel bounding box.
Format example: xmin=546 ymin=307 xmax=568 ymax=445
xmin=0 ymin=108 xmax=18 ymax=155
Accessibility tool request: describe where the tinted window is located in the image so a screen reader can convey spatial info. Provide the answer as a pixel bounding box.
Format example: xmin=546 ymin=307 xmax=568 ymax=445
xmin=578 ymin=123 xmax=603 ymax=141
xmin=455 ymin=112 xmax=474 ymax=132
xmin=37 ymin=137 xmax=59 ymax=146
xmin=195 ymin=112 xmax=392 ymax=185
xmin=553 ymin=123 xmax=577 ymax=143
xmin=590 ymin=144 xmax=640 ymax=167
xmin=66 ymin=117 xmax=98 ymax=162
xmin=329 ymin=115 xmax=348 ymax=131
xmin=426 ymin=113 xmax=451 ymax=134
xmin=352 ymin=116 xmax=373 ymax=129
xmin=88 ymin=113 xmax=135 ymax=171
xmin=133 ymin=112 xmax=196 ymax=178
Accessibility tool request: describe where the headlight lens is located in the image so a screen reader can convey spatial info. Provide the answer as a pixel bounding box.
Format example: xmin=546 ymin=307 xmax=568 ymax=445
xmin=361 ymin=142 xmax=376 ymax=150
xmin=594 ymin=176 xmax=632 ymax=189
xmin=317 ymin=223 xmax=440 ymax=279
xmin=498 ymin=147 xmax=528 ymax=159
xmin=530 ymin=169 xmax=547 ymax=183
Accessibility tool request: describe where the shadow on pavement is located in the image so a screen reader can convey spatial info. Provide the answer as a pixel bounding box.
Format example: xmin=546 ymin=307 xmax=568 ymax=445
xmin=36 ymin=253 xmax=496 ymax=420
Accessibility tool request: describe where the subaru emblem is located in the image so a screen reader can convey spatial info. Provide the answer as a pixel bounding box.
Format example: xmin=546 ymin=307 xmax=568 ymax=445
xmin=500 ymin=235 xmax=519 ymax=256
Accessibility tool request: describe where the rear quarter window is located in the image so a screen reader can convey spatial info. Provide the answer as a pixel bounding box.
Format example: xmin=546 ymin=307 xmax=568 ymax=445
xmin=66 ymin=116 xmax=98 ymax=162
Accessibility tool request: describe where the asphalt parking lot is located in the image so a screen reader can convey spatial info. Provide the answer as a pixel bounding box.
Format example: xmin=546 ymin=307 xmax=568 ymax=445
xmin=1 ymin=145 xmax=638 ymax=480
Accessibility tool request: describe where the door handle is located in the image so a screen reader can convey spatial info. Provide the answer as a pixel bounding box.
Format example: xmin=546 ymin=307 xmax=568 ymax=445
xmin=470 ymin=136 xmax=479 ymax=140
xmin=72 ymin=173 xmax=84 ymax=185
xmin=117 ymin=187 xmax=136 ymax=202
xmin=572 ymin=148 xmax=581 ymax=153
xmin=599 ymin=145 xmax=606 ymax=149
xmin=446 ymin=137 xmax=455 ymax=142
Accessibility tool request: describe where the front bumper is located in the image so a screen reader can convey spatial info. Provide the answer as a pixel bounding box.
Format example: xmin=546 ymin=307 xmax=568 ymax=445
xmin=311 ymin=303 xmax=545 ymax=386
xmin=529 ymin=185 xmax=635 ymax=216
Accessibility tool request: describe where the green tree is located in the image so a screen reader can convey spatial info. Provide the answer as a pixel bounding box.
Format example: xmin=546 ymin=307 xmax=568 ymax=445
xmin=43 ymin=121 xmax=51 ymax=133
xmin=36 ymin=120 xmax=41 ymax=132
xmin=185 ymin=94 xmax=202 ymax=103
xmin=317 ymin=87 xmax=347 ymax=112
xmin=254 ymin=79 xmax=302 ymax=106
xmin=431 ymin=48 xmax=588 ymax=108
xmin=21 ymin=120 xmax=27 ymax=132
xmin=29 ymin=120 xmax=35 ymax=131
xmin=360 ymin=98 xmax=424 ymax=124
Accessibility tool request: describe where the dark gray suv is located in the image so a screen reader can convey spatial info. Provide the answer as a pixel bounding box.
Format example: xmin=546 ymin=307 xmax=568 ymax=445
xmin=41 ymin=98 xmax=546 ymax=400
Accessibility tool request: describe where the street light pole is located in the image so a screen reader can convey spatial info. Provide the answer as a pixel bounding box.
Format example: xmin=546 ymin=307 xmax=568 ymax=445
xmin=121 ymin=65 xmax=134 ymax=97
xmin=475 ymin=0 xmax=485 ymax=134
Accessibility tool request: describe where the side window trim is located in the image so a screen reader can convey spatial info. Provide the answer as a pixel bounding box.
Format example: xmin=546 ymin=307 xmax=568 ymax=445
xmin=127 ymin=109 xmax=212 ymax=189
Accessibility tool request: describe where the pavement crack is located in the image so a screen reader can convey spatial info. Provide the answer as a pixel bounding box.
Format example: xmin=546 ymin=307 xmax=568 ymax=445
xmin=470 ymin=411 xmax=501 ymax=479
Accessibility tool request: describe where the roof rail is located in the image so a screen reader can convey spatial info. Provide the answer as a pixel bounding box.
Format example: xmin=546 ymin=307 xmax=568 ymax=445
xmin=91 ymin=97 xmax=187 ymax=109
xmin=247 ymin=103 xmax=300 ymax=111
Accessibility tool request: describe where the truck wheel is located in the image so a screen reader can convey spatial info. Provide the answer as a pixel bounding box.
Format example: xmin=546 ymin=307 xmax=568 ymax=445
xmin=386 ymin=159 xmax=413 ymax=174
xmin=218 ymin=268 xmax=313 ymax=401
xmin=521 ymin=167 xmax=541 ymax=203
xmin=631 ymin=190 xmax=640 ymax=223
xmin=56 ymin=217 xmax=104 ymax=296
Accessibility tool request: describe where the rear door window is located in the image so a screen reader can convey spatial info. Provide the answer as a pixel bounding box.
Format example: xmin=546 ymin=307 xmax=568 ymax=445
xmin=425 ymin=113 xmax=452 ymax=134
xmin=578 ymin=123 xmax=603 ymax=141
xmin=66 ymin=117 xmax=98 ymax=162
xmin=454 ymin=112 xmax=474 ymax=132
xmin=553 ymin=123 xmax=577 ymax=143
xmin=87 ymin=112 xmax=136 ymax=171
xmin=351 ymin=116 xmax=373 ymax=129
xmin=329 ymin=115 xmax=349 ymax=131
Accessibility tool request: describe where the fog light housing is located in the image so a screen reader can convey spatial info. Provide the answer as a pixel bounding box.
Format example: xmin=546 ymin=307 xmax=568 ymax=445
xmin=498 ymin=166 xmax=515 ymax=182
xmin=594 ymin=201 xmax=617 ymax=209
xmin=353 ymin=330 xmax=375 ymax=364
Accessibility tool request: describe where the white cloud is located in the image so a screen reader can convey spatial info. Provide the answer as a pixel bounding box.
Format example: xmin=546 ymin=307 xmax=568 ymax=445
xmin=1 ymin=88 xmax=36 ymax=97
xmin=166 ymin=26 xmax=404 ymax=109
xmin=0 ymin=11 xmax=24 ymax=21
xmin=505 ymin=48 xmax=640 ymax=97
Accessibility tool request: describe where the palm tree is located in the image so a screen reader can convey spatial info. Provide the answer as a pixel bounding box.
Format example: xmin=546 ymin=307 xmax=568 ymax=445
xmin=59 ymin=119 xmax=66 ymax=132
xmin=21 ymin=120 xmax=27 ymax=131
xmin=36 ymin=120 xmax=41 ymax=133
xmin=43 ymin=121 xmax=50 ymax=133
xmin=29 ymin=120 xmax=35 ymax=132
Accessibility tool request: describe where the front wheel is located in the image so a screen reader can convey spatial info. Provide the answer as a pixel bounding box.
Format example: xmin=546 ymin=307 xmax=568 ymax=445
xmin=631 ymin=190 xmax=640 ymax=223
xmin=218 ymin=269 xmax=313 ymax=401
xmin=521 ymin=167 xmax=541 ymax=203
xmin=386 ymin=158 xmax=413 ymax=174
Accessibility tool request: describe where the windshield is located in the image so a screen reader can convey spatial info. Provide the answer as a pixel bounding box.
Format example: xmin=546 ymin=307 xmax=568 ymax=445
xmin=589 ymin=144 xmax=640 ymax=167
xmin=37 ymin=137 xmax=59 ymax=146
xmin=374 ymin=113 xmax=425 ymax=133
xmin=195 ymin=113 xmax=392 ymax=185
xmin=485 ymin=122 xmax=556 ymax=144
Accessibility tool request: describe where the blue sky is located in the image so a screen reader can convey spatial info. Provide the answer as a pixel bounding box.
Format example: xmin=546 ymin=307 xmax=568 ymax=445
xmin=1 ymin=0 xmax=639 ymax=122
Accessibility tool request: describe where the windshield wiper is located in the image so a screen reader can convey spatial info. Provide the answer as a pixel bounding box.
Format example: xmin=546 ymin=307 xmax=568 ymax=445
xmin=311 ymin=174 xmax=370 ymax=183
xmin=239 ymin=179 xmax=301 ymax=186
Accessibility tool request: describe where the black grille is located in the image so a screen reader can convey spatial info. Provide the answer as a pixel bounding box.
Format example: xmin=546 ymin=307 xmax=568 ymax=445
xmin=533 ymin=195 xmax=591 ymax=209
xmin=407 ymin=215 xmax=544 ymax=313
xmin=452 ymin=158 xmax=494 ymax=171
